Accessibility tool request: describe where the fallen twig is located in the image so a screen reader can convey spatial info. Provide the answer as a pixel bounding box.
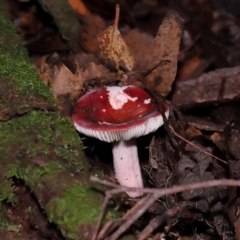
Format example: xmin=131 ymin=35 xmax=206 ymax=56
xmin=97 ymin=194 xmax=151 ymax=239
xmin=169 ymin=125 xmax=227 ymax=164
xmin=91 ymin=176 xmax=240 ymax=239
xmin=138 ymin=202 xmax=190 ymax=240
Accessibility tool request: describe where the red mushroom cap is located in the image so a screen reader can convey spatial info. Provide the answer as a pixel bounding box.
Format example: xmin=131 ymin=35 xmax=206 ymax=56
xmin=72 ymin=86 xmax=169 ymax=142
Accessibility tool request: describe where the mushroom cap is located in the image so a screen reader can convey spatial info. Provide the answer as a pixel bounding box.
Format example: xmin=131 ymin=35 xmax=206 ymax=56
xmin=72 ymin=86 xmax=169 ymax=142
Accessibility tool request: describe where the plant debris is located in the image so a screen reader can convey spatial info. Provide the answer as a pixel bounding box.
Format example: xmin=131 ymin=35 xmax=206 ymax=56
xmin=144 ymin=10 xmax=183 ymax=97
xmin=3 ymin=0 xmax=240 ymax=239
xmin=98 ymin=5 xmax=135 ymax=72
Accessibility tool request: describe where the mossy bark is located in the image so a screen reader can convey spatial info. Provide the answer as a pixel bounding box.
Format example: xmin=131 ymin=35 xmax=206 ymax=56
xmin=0 ymin=3 xmax=107 ymax=239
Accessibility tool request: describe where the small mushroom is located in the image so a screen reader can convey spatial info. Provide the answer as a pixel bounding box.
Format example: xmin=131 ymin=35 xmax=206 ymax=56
xmin=72 ymin=86 xmax=169 ymax=197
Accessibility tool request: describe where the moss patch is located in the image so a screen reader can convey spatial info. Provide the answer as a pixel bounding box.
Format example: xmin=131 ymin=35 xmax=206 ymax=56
xmin=0 ymin=109 xmax=106 ymax=238
xmin=0 ymin=110 xmax=88 ymax=192
xmin=0 ymin=3 xmax=116 ymax=239
xmin=0 ymin=183 xmax=17 ymax=204
xmin=0 ymin=207 xmax=11 ymax=228
xmin=0 ymin=110 xmax=84 ymax=165
xmin=46 ymin=184 xmax=100 ymax=239
xmin=0 ymin=5 xmax=54 ymax=101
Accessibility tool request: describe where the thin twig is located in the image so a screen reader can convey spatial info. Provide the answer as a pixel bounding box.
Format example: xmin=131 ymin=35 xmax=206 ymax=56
xmin=108 ymin=194 xmax=156 ymax=240
xmin=138 ymin=202 xmax=189 ymax=240
xmin=145 ymin=88 xmax=180 ymax=149
xmin=169 ymin=125 xmax=227 ymax=164
xmin=91 ymin=191 xmax=112 ymax=240
xmin=91 ymin=176 xmax=240 ymax=239
xmin=98 ymin=194 xmax=151 ymax=239
xmin=90 ymin=175 xmax=147 ymax=240
xmin=91 ymin=176 xmax=240 ymax=196
xmin=90 ymin=176 xmax=121 ymax=189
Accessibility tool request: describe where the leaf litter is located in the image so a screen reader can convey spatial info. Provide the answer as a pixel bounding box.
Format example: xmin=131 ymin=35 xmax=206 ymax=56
xmin=5 ymin=0 xmax=240 ymax=239
xmin=98 ymin=5 xmax=135 ymax=72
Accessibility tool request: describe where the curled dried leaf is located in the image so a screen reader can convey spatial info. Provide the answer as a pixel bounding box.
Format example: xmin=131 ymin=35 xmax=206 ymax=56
xmin=98 ymin=5 xmax=135 ymax=72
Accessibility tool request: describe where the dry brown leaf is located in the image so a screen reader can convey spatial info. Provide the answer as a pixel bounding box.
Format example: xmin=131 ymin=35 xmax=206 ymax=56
xmin=76 ymin=61 xmax=113 ymax=85
xmin=51 ymin=64 xmax=82 ymax=100
xmin=123 ymin=28 xmax=154 ymax=71
xmin=80 ymin=14 xmax=107 ymax=53
xmin=68 ymin=0 xmax=90 ymax=16
xmin=98 ymin=5 xmax=134 ymax=72
xmin=144 ymin=10 xmax=183 ymax=97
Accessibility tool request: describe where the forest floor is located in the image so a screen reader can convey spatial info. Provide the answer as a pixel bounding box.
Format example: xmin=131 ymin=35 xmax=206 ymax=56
xmin=3 ymin=0 xmax=240 ymax=239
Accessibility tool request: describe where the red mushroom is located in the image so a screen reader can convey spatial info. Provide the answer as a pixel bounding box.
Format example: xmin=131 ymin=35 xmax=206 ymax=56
xmin=72 ymin=86 xmax=169 ymax=197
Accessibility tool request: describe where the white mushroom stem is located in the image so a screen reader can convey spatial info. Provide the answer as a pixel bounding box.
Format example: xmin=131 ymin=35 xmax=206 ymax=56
xmin=112 ymin=139 xmax=143 ymax=198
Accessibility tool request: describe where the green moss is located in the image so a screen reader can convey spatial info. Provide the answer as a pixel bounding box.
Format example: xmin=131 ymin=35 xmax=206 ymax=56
xmin=0 ymin=4 xmax=117 ymax=237
xmin=0 ymin=205 xmax=22 ymax=231
xmin=0 ymin=110 xmax=87 ymax=206
xmin=46 ymin=183 xmax=119 ymax=239
xmin=0 ymin=111 xmax=84 ymax=165
xmin=0 ymin=208 xmax=11 ymax=228
xmin=6 ymin=161 xmax=66 ymax=187
xmin=46 ymin=184 xmax=101 ymax=239
xmin=0 ymin=182 xmax=17 ymax=204
xmin=0 ymin=4 xmax=55 ymax=102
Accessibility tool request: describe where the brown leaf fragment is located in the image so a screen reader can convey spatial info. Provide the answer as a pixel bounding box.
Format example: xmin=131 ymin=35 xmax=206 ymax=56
xmin=209 ymin=132 xmax=225 ymax=151
xmin=79 ymin=14 xmax=107 ymax=53
xmin=144 ymin=10 xmax=183 ymax=97
xmin=68 ymin=0 xmax=90 ymax=16
xmin=149 ymin=136 xmax=162 ymax=169
xmin=177 ymin=141 xmax=220 ymax=213
xmin=123 ymin=29 xmax=154 ymax=70
xmin=98 ymin=5 xmax=135 ymax=72
xmin=51 ymin=64 xmax=82 ymax=100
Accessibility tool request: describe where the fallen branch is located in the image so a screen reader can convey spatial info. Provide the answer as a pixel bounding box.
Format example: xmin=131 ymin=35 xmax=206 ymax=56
xmin=91 ymin=176 xmax=240 ymax=240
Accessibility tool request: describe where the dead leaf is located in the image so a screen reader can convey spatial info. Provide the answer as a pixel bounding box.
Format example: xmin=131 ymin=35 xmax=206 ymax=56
xmin=51 ymin=64 xmax=82 ymax=100
xmin=144 ymin=10 xmax=183 ymax=97
xmin=76 ymin=61 xmax=114 ymax=87
xmin=123 ymin=28 xmax=154 ymax=70
xmin=98 ymin=5 xmax=135 ymax=72
xmin=80 ymin=14 xmax=107 ymax=53
xmin=177 ymin=154 xmax=213 ymax=213
xmin=68 ymin=0 xmax=90 ymax=16
xmin=148 ymin=136 xmax=172 ymax=189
